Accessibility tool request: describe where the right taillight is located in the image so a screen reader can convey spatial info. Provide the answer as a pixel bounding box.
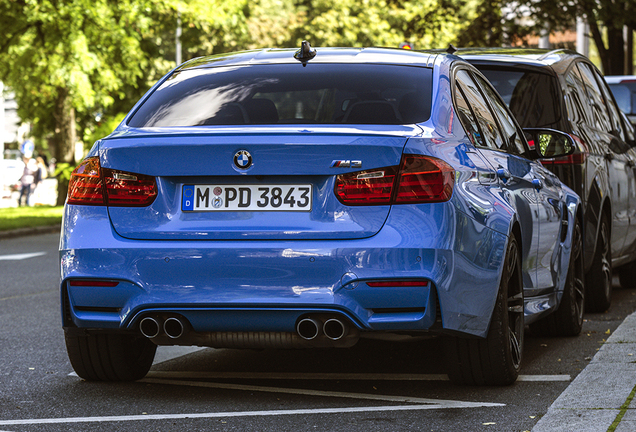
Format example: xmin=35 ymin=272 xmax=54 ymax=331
xmin=335 ymin=154 xmax=454 ymax=206
xmin=67 ymin=157 xmax=157 ymax=207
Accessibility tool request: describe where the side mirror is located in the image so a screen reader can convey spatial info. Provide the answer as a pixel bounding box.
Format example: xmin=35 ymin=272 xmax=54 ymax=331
xmin=523 ymin=128 xmax=575 ymax=159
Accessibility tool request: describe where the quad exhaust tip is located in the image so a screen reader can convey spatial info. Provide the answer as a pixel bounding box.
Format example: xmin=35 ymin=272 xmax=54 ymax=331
xmin=296 ymin=317 xmax=348 ymax=341
xmin=139 ymin=317 xmax=160 ymax=339
xmin=164 ymin=317 xmax=185 ymax=339
xmin=139 ymin=316 xmax=187 ymax=339
xmin=296 ymin=318 xmax=320 ymax=340
xmin=323 ymin=318 xmax=346 ymax=340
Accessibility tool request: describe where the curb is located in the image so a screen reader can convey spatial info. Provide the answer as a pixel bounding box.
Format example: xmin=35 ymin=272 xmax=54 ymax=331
xmin=0 ymin=224 xmax=61 ymax=240
xmin=532 ymin=311 xmax=636 ymax=431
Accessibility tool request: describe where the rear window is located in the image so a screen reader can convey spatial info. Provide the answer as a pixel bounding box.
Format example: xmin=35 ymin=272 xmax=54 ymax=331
xmin=128 ymin=64 xmax=433 ymax=127
xmin=476 ymin=68 xmax=561 ymax=128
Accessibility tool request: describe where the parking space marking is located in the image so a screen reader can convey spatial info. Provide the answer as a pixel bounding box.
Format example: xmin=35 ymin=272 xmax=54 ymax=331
xmin=0 ymin=403 xmax=504 ymax=426
xmin=145 ymin=371 xmax=570 ymax=382
xmin=140 ymin=377 xmax=505 ymax=407
xmin=152 ymin=346 xmax=207 ymax=365
xmin=0 ymin=252 xmax=46 ymax=261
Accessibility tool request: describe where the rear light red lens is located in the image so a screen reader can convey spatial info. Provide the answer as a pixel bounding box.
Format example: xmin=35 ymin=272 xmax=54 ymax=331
xmin=394 ymin=155 xmax=454 ymax=203
xmin=67 ymin=157 xmax=157 ymax=207
xmin=334 ymin=166 xmax=398 ymax=205
xmin=102 ymin=168 xmax=158 ymax=206
xmin=367 ymin=280 xmax=429 ymax=287
xmin=67 ymin=158 xmax=104 ymax=205
xmin=334 ymin=154 xmax=454 ymax=206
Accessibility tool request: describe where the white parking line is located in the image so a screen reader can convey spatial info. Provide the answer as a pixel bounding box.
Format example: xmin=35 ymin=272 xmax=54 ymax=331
xmin=0 ymin=404 xmax=502 ymax=426
xmin=0 ymin=252 xmax=46 ymax=261
xmin=140 ymin=377 xmax=505 ymax=407
xmin=145 ymin=371 xmax=571 ymax=382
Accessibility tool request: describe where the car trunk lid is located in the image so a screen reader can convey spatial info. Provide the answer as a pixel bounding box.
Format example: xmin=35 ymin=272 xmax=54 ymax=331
xmin=101 ymin=127 xmax=413 ymax=240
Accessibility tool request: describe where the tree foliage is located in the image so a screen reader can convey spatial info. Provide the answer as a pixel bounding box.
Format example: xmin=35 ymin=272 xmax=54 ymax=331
xmin=506 ymin=0 xmax=636 ymax=75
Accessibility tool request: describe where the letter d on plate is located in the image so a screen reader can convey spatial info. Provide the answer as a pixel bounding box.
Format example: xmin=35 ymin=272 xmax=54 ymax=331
xmin=182 ymin=185 xmax=194 ymax=211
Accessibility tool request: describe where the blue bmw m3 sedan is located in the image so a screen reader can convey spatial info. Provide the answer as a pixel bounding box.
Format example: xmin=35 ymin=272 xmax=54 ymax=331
xmin=60 ymin=44 xmax=582 ymax=385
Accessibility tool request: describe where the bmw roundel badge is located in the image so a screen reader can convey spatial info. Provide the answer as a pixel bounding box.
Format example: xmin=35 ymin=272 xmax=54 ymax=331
xmin=233 ymin=150 xmax=252 ymax=169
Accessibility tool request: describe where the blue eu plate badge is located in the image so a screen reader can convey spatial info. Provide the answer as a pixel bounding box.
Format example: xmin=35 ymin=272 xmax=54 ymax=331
xmin=182 ymin=185 xmax=195 ymax=211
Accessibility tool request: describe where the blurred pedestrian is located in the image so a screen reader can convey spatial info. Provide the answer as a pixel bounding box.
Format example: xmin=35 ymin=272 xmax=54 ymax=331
xmin=36 ymin=156 xmax=49 ymax=179
xmin=17 ymin=156 xmax=39 ymax=206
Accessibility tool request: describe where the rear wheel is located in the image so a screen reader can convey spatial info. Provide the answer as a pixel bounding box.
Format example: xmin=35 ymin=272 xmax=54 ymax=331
xmin=65 ymin=331 xmax=156 ymax=381
xmin=529 ymin=217 xmax=584 ymax=336
xmin=443 ymin=236 xmax=524 ymax=386
xmin=585 ymin=214 xmax=612 ymax=312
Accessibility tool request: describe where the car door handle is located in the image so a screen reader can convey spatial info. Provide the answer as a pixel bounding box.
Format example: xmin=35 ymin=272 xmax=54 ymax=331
xmin=605 ymin=152 xmax=615 ymax=161
xmin=496 ymin=168 xmax=511 ymax=182
xmin=532 ymin=179 xmax=543 ymax=190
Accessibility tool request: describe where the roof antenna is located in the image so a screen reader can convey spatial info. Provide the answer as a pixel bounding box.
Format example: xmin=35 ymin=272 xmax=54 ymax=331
xmin=446 ymin=44 xmax=458 ymax=55
xmin=294 ymin=40 xmax=316 ymax=66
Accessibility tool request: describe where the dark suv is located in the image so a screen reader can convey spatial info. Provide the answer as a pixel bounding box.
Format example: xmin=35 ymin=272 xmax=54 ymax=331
xmin=460 ymin=48 xmax=636 ymax=313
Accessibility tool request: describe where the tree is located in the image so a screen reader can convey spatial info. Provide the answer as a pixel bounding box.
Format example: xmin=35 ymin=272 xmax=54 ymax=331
xmin=456 ymin=0 xmax=503 ymax=47
xmin=287 ymin=0 xmax=466 ymax=49
xmin=0 ymin=0 xmax=161 ymax=204
xmin=505 ymin=0 xmax=636 ymax=75
xmin=0 ymin=0 xmax=251 ymax=204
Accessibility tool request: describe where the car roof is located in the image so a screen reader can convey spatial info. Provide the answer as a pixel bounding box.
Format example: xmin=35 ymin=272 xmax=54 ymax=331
xmin=177 ymin=47 xmax=440 ymax=71
xmin=454 ymin=47 xmax=585 ymax=70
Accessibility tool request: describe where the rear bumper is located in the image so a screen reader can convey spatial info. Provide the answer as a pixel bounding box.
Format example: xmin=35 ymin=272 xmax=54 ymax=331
xmin=60 ymin=203 xmax=506 ymax=340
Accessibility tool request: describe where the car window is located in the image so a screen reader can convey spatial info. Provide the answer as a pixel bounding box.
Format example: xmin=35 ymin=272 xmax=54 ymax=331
xmin=609 ymin=84 xmax=633 ymax=114
xmin=478 ymin=68 xmax=561 ymax=129
xmin=455 ymin=69 xmax=505 ymax=151
xmin=473 ymin=73 xmax=527 ymax=156
xmin=564 ymin=66 xmax=590 ymax=127
xmin=577 ymin=62 xmax=613 ymax=132
xmin=127 ymin=64 xmax=433 ymax=127
xmin=595 ymin=71 xmax=626 ymax=141
xmin=454 ymin=83 xmax=484 ymax=147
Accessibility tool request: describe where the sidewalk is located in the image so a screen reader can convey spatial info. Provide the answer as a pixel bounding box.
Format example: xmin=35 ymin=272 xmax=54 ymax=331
xmin=533 ymin=311 xmax=636 ymax=431
xmin=0 ymin=223 xmax=61 ymax=239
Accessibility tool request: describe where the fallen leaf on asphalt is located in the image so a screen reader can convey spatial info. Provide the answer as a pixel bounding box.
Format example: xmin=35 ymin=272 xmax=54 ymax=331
xmin=482 ymin=422 xmax=496 ymax=425
xmin=606 ymin=329 xmax=611 ymax=335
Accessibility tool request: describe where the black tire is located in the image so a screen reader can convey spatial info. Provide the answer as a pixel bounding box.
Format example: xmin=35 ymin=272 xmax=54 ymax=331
xmin=443 ymin=236 xmax=524 ymax=386
xmin=65 ymin=331 xmax=156 ymax=381
xmin=618 ymin=263 xmax=636 ymax=289
xmin=585 ymin=214 xmax=612 ymax=312
xmin=529 ymin=217 xmax=584 ymax=336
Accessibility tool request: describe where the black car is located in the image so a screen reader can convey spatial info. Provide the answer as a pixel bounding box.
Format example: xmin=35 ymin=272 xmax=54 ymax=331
xmin=460 ymin=48 xmax=636 ymax=314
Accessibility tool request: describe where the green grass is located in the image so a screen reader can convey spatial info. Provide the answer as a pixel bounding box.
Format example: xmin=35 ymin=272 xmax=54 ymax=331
xmin=0 ymin=206 xmax=64 ymax=231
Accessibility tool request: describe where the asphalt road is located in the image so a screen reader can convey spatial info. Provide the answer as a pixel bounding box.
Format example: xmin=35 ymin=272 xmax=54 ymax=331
xmin=1 ymin=233 xmax=635 ymax=431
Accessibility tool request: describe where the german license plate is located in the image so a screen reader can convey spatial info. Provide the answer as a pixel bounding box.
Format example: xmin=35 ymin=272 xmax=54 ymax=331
xmin=182 ymin=185 xmax=312 ymax=211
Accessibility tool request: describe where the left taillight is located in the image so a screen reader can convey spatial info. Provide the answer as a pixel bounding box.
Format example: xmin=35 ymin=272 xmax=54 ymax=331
xmin=67 ymin=157 xmax=157 ymax=207
xmin=335 ymin=154 xmax=454 ymax=206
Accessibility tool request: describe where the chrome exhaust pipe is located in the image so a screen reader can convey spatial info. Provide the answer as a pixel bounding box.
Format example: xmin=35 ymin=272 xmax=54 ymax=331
xmin=139 ymin=317 xmax=160 ymax=339
xmin=323 ymin=318 xmax=346 ymax=340
xmin=164 ymin=317 xmax=185 ymax=339
xmin=296 ymin=318 xmax=320 ymax=340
